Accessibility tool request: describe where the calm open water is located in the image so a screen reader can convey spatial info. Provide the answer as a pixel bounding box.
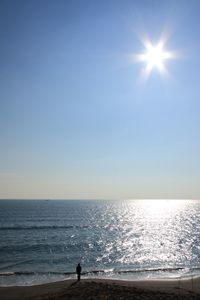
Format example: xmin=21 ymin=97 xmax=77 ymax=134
xmin=0 ymin=199 xmax=200 ymax=286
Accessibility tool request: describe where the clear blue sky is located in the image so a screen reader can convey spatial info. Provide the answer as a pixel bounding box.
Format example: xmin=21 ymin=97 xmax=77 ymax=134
xmin=1 ymin=0 xmax=200 ymax=199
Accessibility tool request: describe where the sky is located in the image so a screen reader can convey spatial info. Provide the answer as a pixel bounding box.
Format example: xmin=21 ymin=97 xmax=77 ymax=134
xmin=1 ymin=0 xmax=200 ymax=199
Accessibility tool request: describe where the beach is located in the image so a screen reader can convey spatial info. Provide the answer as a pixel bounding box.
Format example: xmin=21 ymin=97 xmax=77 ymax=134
xmin=1 ymin=276 xmax=200 ymax=300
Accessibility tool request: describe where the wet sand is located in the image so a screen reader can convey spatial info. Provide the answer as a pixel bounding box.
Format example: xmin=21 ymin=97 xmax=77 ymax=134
xmin=1 ymin=276 xmax=200 ymax=300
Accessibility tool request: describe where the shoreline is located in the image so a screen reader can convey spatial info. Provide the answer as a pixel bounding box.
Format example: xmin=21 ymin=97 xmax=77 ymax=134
xmin=1 ymin=266 xmax=199 ymax=286
xmin=1 ymin=276 xmax=200 ymax=300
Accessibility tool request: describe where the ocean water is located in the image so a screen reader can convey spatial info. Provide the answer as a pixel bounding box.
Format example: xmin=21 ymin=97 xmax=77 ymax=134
xmin=1 ymin=199 xmax=200 ymax=286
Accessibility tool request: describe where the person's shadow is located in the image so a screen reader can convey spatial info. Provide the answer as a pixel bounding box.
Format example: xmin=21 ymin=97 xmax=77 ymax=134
xmin=70 ymin=280 xmax=79 ymax=287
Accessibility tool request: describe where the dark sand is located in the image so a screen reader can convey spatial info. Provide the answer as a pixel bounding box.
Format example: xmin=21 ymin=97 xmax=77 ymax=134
xmin=1 ymin=276 xmax=200 ymax=300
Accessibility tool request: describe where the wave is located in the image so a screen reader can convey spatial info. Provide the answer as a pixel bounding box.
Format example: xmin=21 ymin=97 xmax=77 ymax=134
xmin=0 ymin=225 xmax=89 ymax=230
xmin=0 ymin=266 xmax=198 ymax=277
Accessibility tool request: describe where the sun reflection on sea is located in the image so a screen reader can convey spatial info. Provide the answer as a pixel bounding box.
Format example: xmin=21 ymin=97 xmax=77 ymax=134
xmin=137 ymin=199 xmax=189 ymax=218
xmin=110 ymin=199 xmax=193 ymax=274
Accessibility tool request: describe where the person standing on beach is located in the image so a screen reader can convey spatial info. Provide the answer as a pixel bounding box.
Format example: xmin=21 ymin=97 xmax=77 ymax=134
xmin=76 ymin=263 xmax=82 ymax=281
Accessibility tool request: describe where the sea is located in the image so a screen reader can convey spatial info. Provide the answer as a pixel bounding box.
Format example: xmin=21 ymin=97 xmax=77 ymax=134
xmin=1 ymin=199 xmax=200 ymax=286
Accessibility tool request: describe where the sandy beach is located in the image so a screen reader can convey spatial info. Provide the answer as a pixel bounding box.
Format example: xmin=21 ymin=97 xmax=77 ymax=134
xmin=1 ymin=276 xmax=200 ymax=300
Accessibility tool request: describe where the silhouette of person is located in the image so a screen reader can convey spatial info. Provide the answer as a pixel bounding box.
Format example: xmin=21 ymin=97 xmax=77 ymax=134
xmin=76 ymin=263 xmax=81 ymax=281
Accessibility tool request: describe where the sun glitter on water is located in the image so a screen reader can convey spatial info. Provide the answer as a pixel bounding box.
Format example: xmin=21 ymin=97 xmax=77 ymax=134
xmin=138 ymin=199 xmax=189 ymax=217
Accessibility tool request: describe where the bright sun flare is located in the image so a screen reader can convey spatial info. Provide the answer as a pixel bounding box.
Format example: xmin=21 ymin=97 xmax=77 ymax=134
xmin=134 ymin=35 xmax=177 ymax=80
xmin=140 ymin=41 xmax=171 ymax=72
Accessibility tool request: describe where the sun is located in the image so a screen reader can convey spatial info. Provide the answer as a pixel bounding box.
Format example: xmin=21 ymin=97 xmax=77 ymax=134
xmin=133 ymin=34 xmax=177 ymax=80
xmin=140 ymin=41 xmax=172 ymax=72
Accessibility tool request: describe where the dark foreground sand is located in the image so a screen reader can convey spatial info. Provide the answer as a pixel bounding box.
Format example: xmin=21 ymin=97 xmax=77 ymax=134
xmin=1 ymin=276 xmax=200 ymax=300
